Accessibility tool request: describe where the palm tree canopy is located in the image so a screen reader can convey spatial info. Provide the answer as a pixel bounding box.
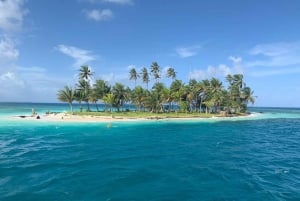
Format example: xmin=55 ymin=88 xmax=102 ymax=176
xmin=227 ymin=74 xmax=244 ymax=89
xmin=57 ymin=86 xmax=75 ymax=103
xmin=150 ymin=62 xmax=161 ymax=82
xmin=102 ymin=93 xmax=115 ymax=112
xmin=93 ymin=79 xmax=111 ymax=99
xmin=166 ymin=67 xmax=176 ymax=79
xmin=77 ymin=79 xmax=90 ymax=91
xmin=210 ymin=77 xmax=223 ymax=93
xmin=112 ymin=83 xmax=126 ymax=107
xmin=242 ymin=87 xmax=255 ymax=104
xmin=76 ymin=79 xmax=91 ymax=101
xmin=129 ymin=68 xmax=139 ymax=81
xmin=226 ymin=74 xmax=233 ymax=85
xmin=233 ymin=74 xmax=244 ymax=89
xmin=152 ymin=82 xmax=165 ymax=93
xmin=141 ymin=67 xmax=150 ymax=89
xmin=89 ymin=90 xmax=99 ymax=103
xmin=79 ymin=65 xmax=93 ymax=81
xmin=170 ymin=79 xmax=184 ymax=92
xmin=131 ymin=86 xmax=145 ymax=104
xmin=103 ymin=93 xmax=115 ymax=105
xmin=57 ymin=86 xmax=75 ymax=112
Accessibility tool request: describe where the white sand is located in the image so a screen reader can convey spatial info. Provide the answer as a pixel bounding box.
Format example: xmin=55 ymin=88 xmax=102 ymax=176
xmin=10 ymin=112 xmax=259 ymax=123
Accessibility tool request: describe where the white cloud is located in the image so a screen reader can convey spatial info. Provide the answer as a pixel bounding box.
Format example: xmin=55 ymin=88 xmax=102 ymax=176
xmin=0 ymin=1 xmax=65 ymax=102
xmin=0 ymin=71 xmax=26 ymax=101
xmin=0 ymin=66 xmax=72 ymax=102
xmin=0 ymin=37 xmax=19 ymax=61
xmin=189 ymin=65 xmax=231 ymax=80
xmin=84 ymin=9 xmax=113 ymax=21
xmin=82 ymin=0 xmax=133 ymax=5
xmin=55 ymin=44 xmax=96 ymax=67
xmin=229 ymin=56 xmax=242 ymax=64
xmin=189 ymin=57 xmax=244 ymax=80
xmin=127 ymin=65 xmax=136 ymax=70
xmin=99 ymin=72 xmax=129 ymax=84
xmin=0 ymin=71 xmax=24 ymax=87
xmin=0 ymin=0 xmax=28 ymax=32
xmin=0 ymin=0 xmax=28 ymax=89
xmin=176 ymin=45 xmax=201 ymax=58
xmin=250 ymin=67 xmax=300 ymax=77
xmin=162 ymin=66 xmax=170 ymax=75
xmin=228 ymin=56 xmax=243 ymax=74
xmin=247 ymin=41 xmax=300 ymax=67
xmin=0 ymin=36 xmax=22 ymax=100
xmin=0 ymin=37 xmax=19 ymax=68
xmin=102 ymin=0 xmax=133 ymax=5
xmin=16 ymin=66 xmax=46 ymax=73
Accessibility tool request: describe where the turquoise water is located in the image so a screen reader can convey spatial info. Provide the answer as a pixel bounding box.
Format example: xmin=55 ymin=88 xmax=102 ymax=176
xmin=0 ymin=103 xmax=300 ymax=200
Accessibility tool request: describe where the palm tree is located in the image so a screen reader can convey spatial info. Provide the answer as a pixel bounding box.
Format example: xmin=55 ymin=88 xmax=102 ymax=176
xmin=242 ymin=87 xmax=255 ymax=104
xmin=233 ymin=74 xmax=244 ymax=89
xmin=102 ymin=93 xmax=115 ymax=112
xmin=187 ymin=79 xmax=198 ymax=112
xmin=166 ymin=67 xmax=176 ymax=80
xmin=112 ymin=83 xmax=126 ymax=112
xmin=203 ymin=100 xmax=214 ymax=114
xmin=198 ymin=79 xmax=211 ymax=113
xmin=89 ymin=89 xmax=100 ymax=111
xmin=210 ymin=77 xmax=223 ymax=112
xmin=170 ymin=79 xmax=185 ymax=110
xmin=129 ymin=68 xmax=139 ymax=87
xmin=123 ymin=86 xmax=132 ymax=111
xmin=226 ymin=74 xmax=233 ymax=85
xmin=152 ymin=82 xmax=166 ymax=112
xmin=150 ymin=62 xmax=161 ymax=83
xmin=161 ymin=87 xmax=173 ymax=112
xmin=74 ymin=90 xmax=84 ymax=112
xmin=141 ymin=67 xmax=150 ymax=90
xmin=57 ymin=86 xmax=75 ymax=112
xmin=76 ymin=79 xmax=91 ymax=111
xmin=226 ymin=74 xmax=245 ymax=113
xmin=143 ymin=92 xmax=157 ymax=113
xmin=93 ymin=79 xmax=111 ymax=101
xmin=79 ymin=65 xmax=93 ymax=81
xmin=131 ymin=86 xmax=145 ymax=112
xmin=241 ymin=86 xmax=255 ymax=112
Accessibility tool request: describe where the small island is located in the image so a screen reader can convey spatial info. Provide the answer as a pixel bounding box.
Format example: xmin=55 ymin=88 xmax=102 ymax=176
xmin=55 ymin=63 xmax=255 ymax=122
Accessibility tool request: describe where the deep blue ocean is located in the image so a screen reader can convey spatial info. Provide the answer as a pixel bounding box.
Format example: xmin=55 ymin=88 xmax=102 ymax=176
xmin=0 ymin=103 xmax=299 ymax=200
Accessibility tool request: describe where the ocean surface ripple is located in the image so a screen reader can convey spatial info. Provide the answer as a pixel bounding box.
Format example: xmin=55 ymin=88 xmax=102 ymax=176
xmin=1 ymin=107 xmax=300 ymax=200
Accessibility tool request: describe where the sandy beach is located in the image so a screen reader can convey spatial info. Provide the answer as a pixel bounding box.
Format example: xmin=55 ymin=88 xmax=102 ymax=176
xmin=10 ymin=112 xmax=258 ymax=123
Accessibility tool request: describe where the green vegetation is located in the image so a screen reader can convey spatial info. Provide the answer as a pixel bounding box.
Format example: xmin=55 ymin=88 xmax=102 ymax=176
xmin=57 ymin=62 xmax=255 ymax=116
xmin=57 ymin=86 xmax=75 ymax=112
xmin=72 ymin=111 xmax=215 ymax=119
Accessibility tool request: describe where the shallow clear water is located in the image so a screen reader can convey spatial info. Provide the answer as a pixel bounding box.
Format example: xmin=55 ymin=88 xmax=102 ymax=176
xmin=0 ymin=103 xmax=300 ymax=200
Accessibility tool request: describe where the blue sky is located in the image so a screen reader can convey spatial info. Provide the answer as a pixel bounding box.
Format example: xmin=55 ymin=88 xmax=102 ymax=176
xmin=0 ymin=0 xmax=300 ymax=107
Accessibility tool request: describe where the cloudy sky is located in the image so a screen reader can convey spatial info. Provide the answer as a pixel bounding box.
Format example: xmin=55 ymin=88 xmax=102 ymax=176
xmin=0 ymin=0 xmax=300 ymax=106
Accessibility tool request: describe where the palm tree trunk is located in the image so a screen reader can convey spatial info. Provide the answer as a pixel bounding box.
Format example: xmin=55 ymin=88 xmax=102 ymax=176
xmin=79 ymin=100 xmax=82 ymax=112
xmin=199 ymin=99 xmax=202 ymax=113
xmin=86 ymin=101 xmax=90 ymax=111
xmin=195 ymin=96 xmax=198 ymax=112
xmin=95 ymin=102 xmax=99 ymax=112
xmin=69 ymin=103 xmax=73 ymax=113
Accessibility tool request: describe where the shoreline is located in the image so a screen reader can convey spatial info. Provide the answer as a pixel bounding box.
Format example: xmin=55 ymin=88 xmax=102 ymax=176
xmin=9 ymin=112 xmax=258 ymax=123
